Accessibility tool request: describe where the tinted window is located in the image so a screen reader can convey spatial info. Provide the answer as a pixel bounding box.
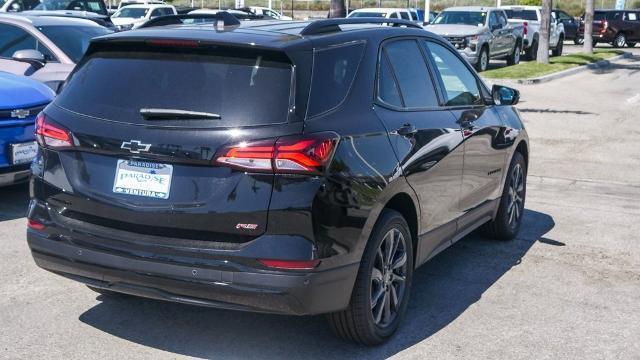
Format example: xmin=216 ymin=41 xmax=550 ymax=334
xmin=496 ymin=11 xmax=508 ymax=26
xmin=37 ymin=25 xmax=112 ymax=63
xmin=57 ymin=51 xmax=293 ymax=127
xmin=556 ymin=11 xmax=572 ymax=21
xmin=503 ymin=9 xmax=538 ymax=21
xmin=377 ymin=53 xmax=402 ymax=107
xmin=389 ymin=12 xmax=398 ymax=19
xmin=307 ymin=42 xmax=364 ymax=117
xmin=594 ymin=12 xmax=607 ymax=20
xmin=384 ymin=40 xmax=438 ymax=108
xmin=611 ymin=12 xmax=622 ymax=20
xmin=400 ymin=11 xmax=410 ymax=20
xmin=433 ymin=11 xmax=487 ymax=26
xmin=114 ymin=7 xmax=149 ymax=17
xmin=150 ymin=8 xmax=161 ymax=17
xmin=489 ymin=11 xmax=499 ymax=27
xmin=0 ymin=23 xmax=53 ymax=60
xmin=348 ymin=12 xmax=386 ymax=18
xmin=410 ymin=11 xmax=418 ymax=20
xmin=425 ymin=41 xmax=482 ymax=107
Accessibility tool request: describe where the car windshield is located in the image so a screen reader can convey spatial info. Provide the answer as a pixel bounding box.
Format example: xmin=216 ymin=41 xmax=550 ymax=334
xmin=432 ymin=11 xmax=487 ymax=26
xmin=503 ymin=9 xmax=538 ymax=21
xmin=34 ymin=0 xmax=106 ymax=14
xmin=114 ymin=7 xmax=149 ymax=18
xmin=36 ymin=25 xmax=112 ymax=63
xmin=348 ymin=12 xmax=386 ymax=18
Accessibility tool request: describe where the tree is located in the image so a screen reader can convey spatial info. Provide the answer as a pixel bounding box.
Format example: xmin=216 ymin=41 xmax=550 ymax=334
xmin=329 ymin=0 xmax=346 ymax=18
xmin=583 ymin=0 xmax=594 ymax=54
xmin=536 ymin=0 xmax=552 ymax=63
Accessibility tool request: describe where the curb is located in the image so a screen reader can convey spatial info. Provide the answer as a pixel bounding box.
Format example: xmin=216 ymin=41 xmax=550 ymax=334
xmin=483 ymin=51 xmax=633 ymax=86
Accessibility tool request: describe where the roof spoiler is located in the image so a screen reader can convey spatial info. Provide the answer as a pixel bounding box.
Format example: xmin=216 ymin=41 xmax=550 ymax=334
xmin=300 ymin=18 xmax=423 ymax=36
xmin=137 ymin=12 xmax=242 ymax=29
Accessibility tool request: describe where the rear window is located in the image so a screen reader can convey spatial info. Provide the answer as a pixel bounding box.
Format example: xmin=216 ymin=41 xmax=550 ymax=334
xmin=307 ymin=42 xmax=364 ymax=118
xmin=57 ymin=50 xmax=293 ymax=127
xmin=594 ymin=12 xmax=608 ymax=20
xmin=503 ymin=9 xmax=538 ymax=21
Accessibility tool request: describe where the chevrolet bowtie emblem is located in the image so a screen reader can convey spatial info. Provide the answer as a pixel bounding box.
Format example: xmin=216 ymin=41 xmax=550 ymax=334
xmin=11 ymin=109 xmax=30 ymax=119
xmin=121 ymin=140 xmax=151 ymax=154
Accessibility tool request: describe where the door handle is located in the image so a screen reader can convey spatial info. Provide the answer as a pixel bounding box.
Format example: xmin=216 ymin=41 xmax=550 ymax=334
xmin=397 ymin=124 xmax=417 ymax=137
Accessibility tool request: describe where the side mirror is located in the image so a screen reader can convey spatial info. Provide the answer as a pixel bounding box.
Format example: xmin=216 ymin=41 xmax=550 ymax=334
xmin=492 ymin=85 xmax=519 ymax=106
xmin=12 ymin=49 xmax=46 ymax=70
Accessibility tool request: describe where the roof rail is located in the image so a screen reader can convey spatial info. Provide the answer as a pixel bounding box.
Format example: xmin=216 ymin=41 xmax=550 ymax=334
xmin=137 ymin=12 xmax=241 ymax=29
xmin=300 ymin=18 xmax=423 ymax=36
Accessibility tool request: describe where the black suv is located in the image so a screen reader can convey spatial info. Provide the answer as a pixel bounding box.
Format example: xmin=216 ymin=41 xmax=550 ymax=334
xmin=27 ymin=15 xmax=529 ymax=345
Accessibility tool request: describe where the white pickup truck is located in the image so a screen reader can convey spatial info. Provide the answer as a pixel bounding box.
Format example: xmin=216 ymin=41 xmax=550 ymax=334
xmin=500 ymin=5 xmax=565 ymax=60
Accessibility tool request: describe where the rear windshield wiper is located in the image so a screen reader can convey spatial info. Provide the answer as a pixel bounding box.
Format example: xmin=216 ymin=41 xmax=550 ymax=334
xmin=140 ymin=108 xmax=222 ymax=120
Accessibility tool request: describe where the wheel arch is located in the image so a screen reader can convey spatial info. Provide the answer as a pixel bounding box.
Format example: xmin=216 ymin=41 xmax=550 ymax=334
xmin=515 ymin=140 xmax=529 ymax=170
xmin=383 ymin=192 xmax=419 ymax=263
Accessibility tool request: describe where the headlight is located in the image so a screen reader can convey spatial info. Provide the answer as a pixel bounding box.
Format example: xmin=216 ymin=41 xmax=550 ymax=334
xmin=466 ymin=35 xmax=479 ymax=51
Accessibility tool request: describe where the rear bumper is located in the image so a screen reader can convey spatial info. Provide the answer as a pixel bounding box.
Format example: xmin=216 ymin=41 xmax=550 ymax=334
xmin=27 ymin=229 xmax=359 ymax=315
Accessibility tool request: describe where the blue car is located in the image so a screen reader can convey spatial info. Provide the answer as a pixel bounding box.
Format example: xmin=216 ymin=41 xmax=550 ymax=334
xmin=0 ymin=72 xmax=55 ymax=187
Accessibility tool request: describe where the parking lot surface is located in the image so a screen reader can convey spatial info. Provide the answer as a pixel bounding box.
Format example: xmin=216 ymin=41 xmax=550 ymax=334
xmin=1 ymin=55 xmax=639 ymax=359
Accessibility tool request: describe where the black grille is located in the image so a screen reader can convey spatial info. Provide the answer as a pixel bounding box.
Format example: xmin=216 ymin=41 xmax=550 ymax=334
xmin=445 ymin=37 xmax=467 ymax=49
xmin=0 ymin=104 xmax=47 ymax=121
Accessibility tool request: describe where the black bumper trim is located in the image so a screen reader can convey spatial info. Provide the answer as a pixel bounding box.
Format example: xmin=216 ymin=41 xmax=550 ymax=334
xmin=28 ymin=231 xmax=359 ymax=315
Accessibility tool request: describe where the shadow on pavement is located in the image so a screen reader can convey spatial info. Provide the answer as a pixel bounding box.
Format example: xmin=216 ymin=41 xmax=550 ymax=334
xmin=79 ymin=209 xmax=555 ymax=359
xmin=0 ymin=183 xmax=30 ymax=221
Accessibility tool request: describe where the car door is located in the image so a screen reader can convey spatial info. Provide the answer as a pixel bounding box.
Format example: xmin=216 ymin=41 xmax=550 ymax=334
xmin=625 ymin=12 xmax=640 ymax=41
xmin=488 ymin=11 xmax=505 ymax=55
xmin=496 ymin=10 xmax=514 ymax=54
xmin=373 ymin=38 xmax=465 ymax=265
xmin=423 ymin=40 xmax=508 ymax=233
xmin=557 ymin=10 xmax=577 ymax=39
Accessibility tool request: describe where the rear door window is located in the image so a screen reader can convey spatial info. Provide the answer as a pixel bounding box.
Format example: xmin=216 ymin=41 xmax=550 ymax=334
xmin=307 ymin=42 xmax=364 ymax=117
xmin=503 ymin=9 xmax=538 ymax=21
xmin=380 ymin=39 xmax=439 ymax=109
xmin=400 ymin=11 xmax=410 ymax=20
xmin=57 ymin=49 xmax=294 ymax=127
xmin=0 ymin=23 xmax=55 ymax=61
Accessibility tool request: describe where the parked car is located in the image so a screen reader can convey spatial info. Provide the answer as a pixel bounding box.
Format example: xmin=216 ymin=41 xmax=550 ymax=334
xmin=0 ymin=0 xmax=38 ymax=12
xmin=0 ymin=72 xmax=54 ymax=187
xmin=501 ymin=5 xmax=565 ymax=60
xmin=413 ymin=8 xmax=438 ymax=24
xmin=0 ymin=14 xmax=113 ymax=91
xmin=553 ymin=9 xmax=580 ymax=44
xmin=30 ymin=0 xmax=108 ymax=15
xmin=27 ymin=15 xmax=529 ymax=345
xmin=579 ymin=9 xmax=640 ymax=48
xmin=22 ymin=9 xmax=117 ymax=30
xmin=242 ymin=6 xmax=291 ymax=20
xmin=110 ymin=3 xmax=176 ymax=30
xmin=116 ymin=0 xmax=163 ymax=9
xmin=426 ymin=7 xmax=524 ymax=71
xmin=347 ymin=7 xmax=417 ymax=22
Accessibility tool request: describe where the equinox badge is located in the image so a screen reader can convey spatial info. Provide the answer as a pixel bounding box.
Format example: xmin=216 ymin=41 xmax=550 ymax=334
xmin=121 ymin=140 xmax=151 ymax=154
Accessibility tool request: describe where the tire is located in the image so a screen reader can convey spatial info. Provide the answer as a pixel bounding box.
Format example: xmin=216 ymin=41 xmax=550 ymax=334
xmin=573 ymin=36 xmax=582 ymax=45
xmin=627 ymin=42 xmax=637 ymax=48
xmin=475 ymin=46 xmax=489 ymax=72
xmin=483 ymin=152 xmax=527 ymax=241
xmin=552 ymin=36 xmax=564 ymax=57
xmin=506 ymin=41 xmax=521 ymax=66
xmin=327 ymin=209 xmax=414 ymax=345
xmin=87 ymin=285 xmax=127 ymax=297
xmin=525 ymin=39 xmax=538 ymax=60
xmin=613 ymin=33 xmax=626 ymax=48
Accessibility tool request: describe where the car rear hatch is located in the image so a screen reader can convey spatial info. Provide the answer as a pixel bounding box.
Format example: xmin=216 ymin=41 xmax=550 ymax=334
xmin=40 ymin=39 xmax=308 ymax=243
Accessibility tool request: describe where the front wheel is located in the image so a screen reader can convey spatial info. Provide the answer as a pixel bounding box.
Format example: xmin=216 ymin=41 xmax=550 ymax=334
xmin=475 ymin=47 xmax=489 ymax=72
xmin=483 ymin=152 xmax=527 ymax=241
xmin=574 ymin=36 xmax=582 ymax=45
xmin=327 ymin=209 xmax=413 ymax=345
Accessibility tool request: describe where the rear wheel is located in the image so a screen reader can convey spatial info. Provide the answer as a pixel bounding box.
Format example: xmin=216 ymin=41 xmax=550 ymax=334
xmin=613 ymin=33 xmax=626 ymax=48
xmin=552 ymin=36 xmax=564 ymax=56
xmin=327 ymin=209 xmax=413 ymax=345
xmin=574 ymin=36 xmax=582 ymax=45
xmin=483 ymin=152 xmax=527 ymax=241
xmin=507 ymin=41 xmax=521 ymax=66
xmin=475 ymin=46 xmax=489 ymax=72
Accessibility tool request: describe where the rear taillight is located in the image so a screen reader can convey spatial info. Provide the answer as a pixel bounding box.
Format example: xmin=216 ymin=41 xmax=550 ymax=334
xmin=523 ymin=21 xmax=528 ymax=36
xmin=215 ymin=132 xmax=338 ymax=174
xmin=27 ymin=219 xmax=45 ymax=230
xmin=258 ymin=259 xmax=320 ymax=270
xmin=602 ymin=20 xmax=608 ymax=33
xmin=35 ymin=113 xmax=73 ymax=149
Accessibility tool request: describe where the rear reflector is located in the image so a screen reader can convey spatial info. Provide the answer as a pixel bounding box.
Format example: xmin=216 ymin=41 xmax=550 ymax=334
xmin=258 ymin=259 xmax=320 ymax=270
xmin=27 ymin=219 xmax=45 ymax=230
xmin=35 ymin=113 xmax=73 ymax=149
xmin=215 ymin=132 xmax=338 ymax=174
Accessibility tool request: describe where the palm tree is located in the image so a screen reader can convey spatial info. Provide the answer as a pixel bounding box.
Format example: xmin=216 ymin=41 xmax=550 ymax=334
xmin=329 ymin=0 xmax=346 ymax=18
xmin=536 ymin=0 xmax=552 ymax=64
xmin=583 ymin=0 xmax=594 ymax=54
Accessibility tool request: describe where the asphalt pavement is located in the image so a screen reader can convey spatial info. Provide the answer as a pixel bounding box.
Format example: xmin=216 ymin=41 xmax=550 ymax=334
xmin=1 ymin=50 xmax=639 ymax=359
